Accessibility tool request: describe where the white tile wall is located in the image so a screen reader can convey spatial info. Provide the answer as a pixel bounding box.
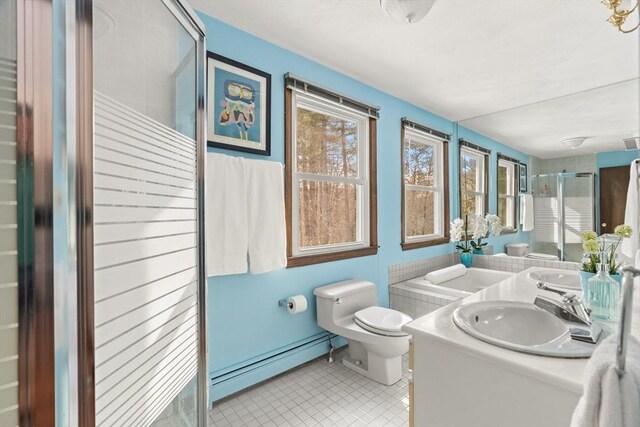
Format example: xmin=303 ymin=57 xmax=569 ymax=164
xmin=389 ymin=285 xmax=457 ymax=320
xmin=389 ymin=252 xmax=579 ymax=320
xmin=387 ymin=248 xmax=494 ymax=285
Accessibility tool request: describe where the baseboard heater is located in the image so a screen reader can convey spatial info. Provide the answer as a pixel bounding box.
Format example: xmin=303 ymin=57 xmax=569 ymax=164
xmin=209 ymin=332 xmax=344 ymax=403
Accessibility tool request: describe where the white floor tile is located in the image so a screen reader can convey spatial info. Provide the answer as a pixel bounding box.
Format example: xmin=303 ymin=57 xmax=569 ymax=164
xmin=209 ymin=348 xmax=409 ymax=426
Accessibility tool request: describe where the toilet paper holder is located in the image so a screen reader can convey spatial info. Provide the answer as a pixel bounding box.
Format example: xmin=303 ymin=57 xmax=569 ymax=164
xmin=278 ymin=299 xmax=293 ymax=309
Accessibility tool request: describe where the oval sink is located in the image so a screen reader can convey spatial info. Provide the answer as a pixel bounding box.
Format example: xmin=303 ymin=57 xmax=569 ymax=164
xmin=527 ymin=270 xmax=581 ymax=290
xmin=452 ymin=301 xmax=595 ymax=358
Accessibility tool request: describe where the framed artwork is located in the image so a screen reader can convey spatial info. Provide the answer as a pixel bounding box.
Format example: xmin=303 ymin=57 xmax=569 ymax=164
xmin=207 ymin=52 xmax=271 ymax=155
xmin=519 ymin=163 xmax=528 ymax=193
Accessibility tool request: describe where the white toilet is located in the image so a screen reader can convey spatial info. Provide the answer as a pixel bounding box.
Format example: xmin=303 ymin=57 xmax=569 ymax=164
xmin=506 ymin=243 xmax=559 ymax=261
xmin=313 ymin=279 xmax=413 ymax=385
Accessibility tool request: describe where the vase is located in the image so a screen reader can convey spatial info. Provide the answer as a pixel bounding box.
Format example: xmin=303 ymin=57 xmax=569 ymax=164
xmin=610 ymin=274 xmax=621 ymax=286
xmin=473 ymin=248 xmax=485 ymax=255
xmin=461 ymin=252 xmax=473 ymax=268
xmin=579 ymin=271 xmax=595 ymax=303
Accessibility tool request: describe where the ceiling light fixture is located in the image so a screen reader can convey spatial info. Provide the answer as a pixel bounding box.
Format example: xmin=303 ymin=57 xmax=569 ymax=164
xmin=379 ymin=0 xmax=437 ymax=24
xmin=562 ymin=137 xmax=587 ymax=149
xmin=602 ymin=0 xmax=639 ymax=33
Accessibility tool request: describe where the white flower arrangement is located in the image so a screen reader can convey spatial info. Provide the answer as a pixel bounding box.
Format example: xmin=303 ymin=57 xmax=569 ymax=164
xmin=451 ymin=214 xmax=503 ymax=253
xmin=580 ymin=223 xmax=633 ymax=274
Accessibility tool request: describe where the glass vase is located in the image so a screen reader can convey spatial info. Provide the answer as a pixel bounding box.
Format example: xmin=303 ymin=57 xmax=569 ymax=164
xmin=579 ymin=271 xmax=595 ymax=301
xmin=587 ymin=271 xmax=621 ymax=323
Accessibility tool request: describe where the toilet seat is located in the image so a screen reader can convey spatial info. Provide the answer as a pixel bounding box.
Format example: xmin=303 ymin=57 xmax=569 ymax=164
xmin=527 ymin=252 xmax=559 ymax=260
xmin=353 ymin=306 xmax=412 ymax=337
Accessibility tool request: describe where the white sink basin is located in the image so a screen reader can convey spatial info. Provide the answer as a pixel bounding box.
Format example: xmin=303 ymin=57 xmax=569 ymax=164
xmin=527 ymin=269 xmax=581 ymax=290
xmin=452 ymin=301 xmax=595 ymax=358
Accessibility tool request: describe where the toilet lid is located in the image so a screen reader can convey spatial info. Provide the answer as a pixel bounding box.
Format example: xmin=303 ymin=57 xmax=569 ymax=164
xmin=353 ymin=306 xmax=412 ymax=337
xmin=528 ymin=252 xmax=558 ymax=260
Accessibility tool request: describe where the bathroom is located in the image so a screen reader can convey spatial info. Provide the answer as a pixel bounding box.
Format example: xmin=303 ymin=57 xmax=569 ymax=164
xmin=1 ymin=1 xmax=639 ymax=426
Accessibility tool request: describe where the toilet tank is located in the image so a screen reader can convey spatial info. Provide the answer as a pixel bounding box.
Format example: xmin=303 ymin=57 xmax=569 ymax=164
xmin=506 ymin=243 xmax=529 ymax=257
xmin=313 ymin=279 xmax=377 ymax=330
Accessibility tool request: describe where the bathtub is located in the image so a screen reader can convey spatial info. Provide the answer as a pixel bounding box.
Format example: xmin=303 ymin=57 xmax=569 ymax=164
xmin=402 ymin=267 xmax=514 ymax=299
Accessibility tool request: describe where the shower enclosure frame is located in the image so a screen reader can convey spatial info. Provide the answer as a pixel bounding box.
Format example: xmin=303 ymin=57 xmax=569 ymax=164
xmin=532 ymin=172 xmax=596 ymax=261
xmin=74 ymin=0 xmax=209 ymax=426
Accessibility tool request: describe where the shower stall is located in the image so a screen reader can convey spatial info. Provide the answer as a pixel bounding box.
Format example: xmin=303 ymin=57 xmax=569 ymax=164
xmin=531 ymin=172 xmax=596 ymax=262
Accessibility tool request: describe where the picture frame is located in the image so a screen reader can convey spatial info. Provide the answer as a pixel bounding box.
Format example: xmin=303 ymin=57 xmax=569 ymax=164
xmin=207 ymin=52 xmax=271 ymax=155
xmin=519 ymin=163 xmax=528 ymax=193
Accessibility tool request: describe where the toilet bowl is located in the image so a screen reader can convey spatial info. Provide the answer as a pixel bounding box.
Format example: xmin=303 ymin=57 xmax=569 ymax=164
xmin=314 ymin=280 xmax=413 ymax=385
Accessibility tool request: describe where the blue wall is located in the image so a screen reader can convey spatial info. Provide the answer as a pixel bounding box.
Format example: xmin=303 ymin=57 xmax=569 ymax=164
xmin=597 ymin=149 xmax=639 ymax=169
xmin=199 ymin=13 xmax=531 ymax=400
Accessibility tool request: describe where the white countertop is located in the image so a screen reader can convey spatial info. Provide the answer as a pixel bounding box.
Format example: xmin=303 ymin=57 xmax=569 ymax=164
xmin=402 ymin=267 xmax=639 ymax=395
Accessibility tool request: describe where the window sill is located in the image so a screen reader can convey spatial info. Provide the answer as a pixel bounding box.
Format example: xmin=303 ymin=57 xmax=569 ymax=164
xmin=401 ymin=237 xmax=450 ymax=251
xmin=287 ymin=245 xmax=378 ymax=268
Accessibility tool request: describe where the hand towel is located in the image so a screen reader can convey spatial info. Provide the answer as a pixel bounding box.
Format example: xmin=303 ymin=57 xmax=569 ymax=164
xmin=245 ymin=158 xmax=286 ymax=274
xmin=570 ymin=334 xmax=640 ymax=427
xmin=520 ymin=194 xmax=534 ymax=232
xmin=425 ymin=264 xmax=467 ymax=284
xmin=206 ymin=153 xmax=248 ymax=276
xmin=621 ymin=160 xmax=639 ymax=260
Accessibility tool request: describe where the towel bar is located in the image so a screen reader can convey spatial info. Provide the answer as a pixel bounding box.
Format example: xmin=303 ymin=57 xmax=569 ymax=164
xmin=616 ymin=266 xmax=640 ymax=377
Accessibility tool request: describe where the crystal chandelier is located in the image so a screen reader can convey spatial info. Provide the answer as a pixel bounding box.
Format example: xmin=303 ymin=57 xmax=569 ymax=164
xmin=602 ymin=0 xmax=639 ymax=33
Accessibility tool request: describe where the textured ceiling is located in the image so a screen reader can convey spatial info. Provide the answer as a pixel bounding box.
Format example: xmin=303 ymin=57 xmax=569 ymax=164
xmin=191 ymin=0 xmax=640 ymax=158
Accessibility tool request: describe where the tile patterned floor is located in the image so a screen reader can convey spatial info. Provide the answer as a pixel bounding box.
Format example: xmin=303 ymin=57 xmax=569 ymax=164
xmin=208 ymin=348 xmax=410 ymax=427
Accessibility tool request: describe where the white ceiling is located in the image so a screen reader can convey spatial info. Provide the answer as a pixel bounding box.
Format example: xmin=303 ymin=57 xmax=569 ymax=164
xmin=191 ymin=0 xmax=640 ymax=159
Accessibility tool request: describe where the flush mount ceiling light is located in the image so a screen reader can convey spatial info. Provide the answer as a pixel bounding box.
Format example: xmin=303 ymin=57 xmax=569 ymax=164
xmin=379 ymin=0 xmax=437 ymax=24
xmin=602 ymin=0 xmax=639 ymax=33
xmin=562 ymin=137 xmax=587 ymax=149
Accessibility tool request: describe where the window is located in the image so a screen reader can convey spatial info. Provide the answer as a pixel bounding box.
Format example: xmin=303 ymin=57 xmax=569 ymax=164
xmin=497 ymin=156 xmax=518 ymax=232
xmin=459 ymin=143 xmax=489 ymax=218
xmin=401 ymin=124 xmax=449 ymax=250
xmin=285 ymin=89 xmax=377 ymax=267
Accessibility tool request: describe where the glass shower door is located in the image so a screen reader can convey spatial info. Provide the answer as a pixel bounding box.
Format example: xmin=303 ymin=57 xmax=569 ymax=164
xmin=92 ymin=1 xmax=206 ymax=426
xmin=0 ymin=1 xmax=18 ymax=425
xmin=561 ymin=174 xmax=595 ymax=262
xmin=532 ymin=173 xmax=595 ymax=262
xmin=532 ymin=174 xmax=561 ymax=259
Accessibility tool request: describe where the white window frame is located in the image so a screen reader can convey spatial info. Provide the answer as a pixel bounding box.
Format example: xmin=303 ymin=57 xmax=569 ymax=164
xmin=460 ymin=147 xmax=487 ymax=217
xmin=498 ymin=158 xmax=517 ymax=230
xmin=403 ymin=129 xmax=445 ymax=243
xmin=290 ymin=91 xmax=370 ymax=257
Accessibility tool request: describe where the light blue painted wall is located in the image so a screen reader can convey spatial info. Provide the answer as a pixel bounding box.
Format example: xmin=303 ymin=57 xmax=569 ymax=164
xmin=199 ymin=13 xmax=531 ymax=388
xmin=597 ymin=149 xmax=639 ymax=169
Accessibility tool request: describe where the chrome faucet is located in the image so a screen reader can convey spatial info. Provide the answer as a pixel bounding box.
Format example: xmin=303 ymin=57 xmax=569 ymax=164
xmin=534 ymin=281 xmax=602 ymax=344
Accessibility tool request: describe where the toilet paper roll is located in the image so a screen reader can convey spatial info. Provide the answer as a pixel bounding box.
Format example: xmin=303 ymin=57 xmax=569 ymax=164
xmin=287 ymin=295 xmax=307 ymax=314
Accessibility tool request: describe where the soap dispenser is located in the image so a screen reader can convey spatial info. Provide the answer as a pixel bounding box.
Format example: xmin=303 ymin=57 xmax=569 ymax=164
xmin=586 ymin=253 xmax=621 ymax=322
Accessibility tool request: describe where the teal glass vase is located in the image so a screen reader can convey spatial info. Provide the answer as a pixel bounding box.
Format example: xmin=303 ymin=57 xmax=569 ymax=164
xmin=473 ymin=248 xmax=485 ymax=255
xmin=460 ymin=252 xmax=473 ymax=268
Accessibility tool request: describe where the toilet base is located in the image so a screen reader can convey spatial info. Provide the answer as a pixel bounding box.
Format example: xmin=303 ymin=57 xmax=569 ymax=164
xmin=342 ymin=340 xmax=403 ymax=385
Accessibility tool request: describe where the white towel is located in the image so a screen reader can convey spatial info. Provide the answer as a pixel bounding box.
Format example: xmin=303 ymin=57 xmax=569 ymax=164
xmin=520 ymin=194 xmax=534 ymax=232
xmin=245 ymin=158 xmax=286 ymax=274
xmin=206 ymin=153 xmax=248 ymax=276
xmin=570 ymin=335 xmax=640 ymax=427
xmin=621 ymin=160 xmax=639 ymax=260
xmin=425 ymin=264 xmax=467 ymax=284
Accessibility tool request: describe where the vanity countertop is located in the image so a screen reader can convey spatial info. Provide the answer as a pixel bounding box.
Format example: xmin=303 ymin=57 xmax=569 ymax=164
xmin=402 ymin=266 xmax=639 ymax=395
